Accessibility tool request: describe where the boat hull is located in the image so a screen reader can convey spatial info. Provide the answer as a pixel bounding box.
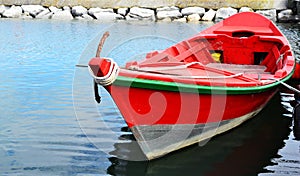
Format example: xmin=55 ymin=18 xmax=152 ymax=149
xmin=110 ymin=84 xmax=276 ymax=127
xmin=109 ymin=83 xmax=277 ymax=159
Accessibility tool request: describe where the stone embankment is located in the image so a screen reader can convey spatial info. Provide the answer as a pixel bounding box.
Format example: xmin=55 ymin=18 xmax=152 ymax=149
xmin=0 ymin=4 xmax=298 ymax=23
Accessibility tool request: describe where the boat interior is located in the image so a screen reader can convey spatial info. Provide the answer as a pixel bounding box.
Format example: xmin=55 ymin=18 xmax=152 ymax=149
xmin=125 ymin=26 xmax=294 ymax=81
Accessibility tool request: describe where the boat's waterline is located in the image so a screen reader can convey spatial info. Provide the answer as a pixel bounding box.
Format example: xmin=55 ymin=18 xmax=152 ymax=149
xmin=131 ymin=106 xmax=264 ymax=160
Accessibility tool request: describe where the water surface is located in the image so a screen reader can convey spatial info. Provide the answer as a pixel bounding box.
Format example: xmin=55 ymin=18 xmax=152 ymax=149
xmin=0 ymin=19 xmax=299 ymax=175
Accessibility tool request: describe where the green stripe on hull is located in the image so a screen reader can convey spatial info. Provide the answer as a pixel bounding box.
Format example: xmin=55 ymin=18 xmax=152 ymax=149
xmin=114 ymin=73 xmax=293 ymax=94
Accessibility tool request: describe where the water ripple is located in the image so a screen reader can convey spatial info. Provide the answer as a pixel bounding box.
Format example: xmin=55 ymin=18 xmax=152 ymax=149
xmin=0 ymin=19 xmax=300 ymax=175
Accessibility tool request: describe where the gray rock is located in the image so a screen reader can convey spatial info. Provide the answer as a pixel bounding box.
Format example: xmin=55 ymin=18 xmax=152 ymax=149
xmin=21 ymin=5 xmax=46 ymax=17
xmin=51 ymin=10 xmax=74 ymax=20
xmin=35 ymin=9 xmax=53 ymax=19
xmin=216 ymin=7 xmax=238 ymax=21
xmin=158 ymin=17 xmax=172 ymax=22
xmin=202 ymin=9 xmax=216 ymax=21
xmin=156 ymin=6 xmax=182 ymax=20
xmin=2 ymin=5 xmax=23 ymax=18
xmin=239 ymin=7 xmax=254 ymax=13
xmin=82 ymin=14 xmax=94 ymax=20
xmin=157 ymin=6 xmax=179 ymax=12
xmin=187 ymin=13 xmax=201 ymax=22
xmin=20 ymin=12 xmax=33 ymax=19
xmin=127 ymin=7 xmax=155 ymax=21
xmin=256 ymin=9 xmax=277 ymax=22
xmin=49 ymin=6 xmax=61 ymax=13
xmin=72 ymin=6 xmax=87 ymax=17
xmin=181 ymin=7 xmax=205 ymax=16
xmin=173 ymin=17 xmax=187 ymax=22
xmin=117 ymin=8 xmax=128 ymax=16
xmin=278 ymin=9 xmax=293 ymax=22
xmin=88 ymin=7 xmax=113 ymax=17
xmin=125 ymin=15 xmax=139 ymax=21
xmin=94 ymin=12 xmax=123 ymax=21
xmin=0 ymin=5 xmax=9 ymax=15
xmin=63 ymin=6 xmax=70 ymax=11
xmin=74 ymin=16 xmax=84 ymax=20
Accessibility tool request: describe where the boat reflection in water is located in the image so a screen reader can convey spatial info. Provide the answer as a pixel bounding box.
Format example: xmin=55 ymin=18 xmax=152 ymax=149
xmin=107 ymin=93 xmax=293 ymax=175
xmin=292 ymin=84 xmax=300 ymax=140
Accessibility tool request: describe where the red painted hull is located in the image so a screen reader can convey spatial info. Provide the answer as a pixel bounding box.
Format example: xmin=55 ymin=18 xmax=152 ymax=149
xmin=110 ymin=85 xmax=276 ymax=128
xmin=292 ymin=62 xmax=300 ymax=79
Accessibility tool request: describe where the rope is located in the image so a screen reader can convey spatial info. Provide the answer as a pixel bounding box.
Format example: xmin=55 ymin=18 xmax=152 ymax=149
xmin=269 ymin=78 xmax=300 ymax=94
xmin=176 ymin=72 xmax=244 ymax=79
xmin=131 ymin=62 xmax=244 ymax=79
xmin=130 ymin=62 xmax=203 ymax=72
xmin=96 ymin=31 xmax=110 ymax=57
xmin=88 ymin=58 xmax=120 ymax=86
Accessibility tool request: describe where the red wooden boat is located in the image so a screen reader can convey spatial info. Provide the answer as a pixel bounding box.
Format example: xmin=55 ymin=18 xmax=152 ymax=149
xmin=88 ymin=12 xmax=296 ymax=160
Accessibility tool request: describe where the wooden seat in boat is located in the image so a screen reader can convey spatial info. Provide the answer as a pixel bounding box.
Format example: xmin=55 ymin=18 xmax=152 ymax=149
xmin=206 ymin=63 xmax=269 ymax=74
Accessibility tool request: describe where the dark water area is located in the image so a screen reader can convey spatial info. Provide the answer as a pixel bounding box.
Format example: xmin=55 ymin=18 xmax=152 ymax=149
xmin=0 ymin=19 xmax=299 ymax=175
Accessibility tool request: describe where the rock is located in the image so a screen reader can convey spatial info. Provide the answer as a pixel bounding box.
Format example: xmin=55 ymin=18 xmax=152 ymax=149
xmin=21 ymin=5 xmax=46 ymax=17
xmin=36 ymin=9 xmax=53 ymax=19
xmin=94 ymin=12 xmax=123 ymax=21
xmin=82 ymin=14 xmax=94 ymax=20
xmin=187 ymin=13 xmax=201 ymax=22
xmin=156 ymin=6 xmax=182 ymax=20
xmin=239 ymin=7 xmax=254 ymax=13
xmin=278 ymin=9 xmax=293 ymax=22
xmin=158 ymin=17 xmax=172 ymax=22
xmin=88 ymin=7 xmax=113 ymax=17
xmin=216 ymin=7 xmax=238 ymax=21
xmin=51 ymin=10 xmax=74 ymax=20
xmin=125 ymin=15 xmax=139 ymax=21
xmin=20 ymin=12 xmax=33 ymax=19
xmin=173 ymin=17 xmax=187 ymax=22
xmin=71 ymin=6 xmax=87 ymax=17
xmin=117 ymin=8 xmax=128 ymax=16
xmin=202 ymin=9 xmax=216 ymax=21
xmin=63 ymin=6 xmax=70 ymax=11
xmin=2 ymin=5 xmax=23 ymax=18
xmin=181 ymin=7 xmax=205 ymax=16
xmin=127 ymin=7 xmax=155 ymax=21
xmin=157 ymin=6 xmax=179 ymax=12
xmin=0 ymin=5 xmax=9 ymax=15
xmin=49 ymin=6 xmax=61 ymax=13
xmin=256 ymin=9 xmax=277 ymax=22
xmin=74 ymin=16 xmax=84 ymax=20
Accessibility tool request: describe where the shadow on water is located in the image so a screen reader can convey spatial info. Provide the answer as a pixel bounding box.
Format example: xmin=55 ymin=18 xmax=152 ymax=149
xmin=107 ymin=93 xmax=292 ymax=176
xmin=288 ymin=80 xmax=300 ymax=141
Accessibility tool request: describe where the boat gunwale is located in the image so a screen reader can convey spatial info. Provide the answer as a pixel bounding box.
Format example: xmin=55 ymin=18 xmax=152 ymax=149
xmin=113 ymin=70 xmax=294 ymax=94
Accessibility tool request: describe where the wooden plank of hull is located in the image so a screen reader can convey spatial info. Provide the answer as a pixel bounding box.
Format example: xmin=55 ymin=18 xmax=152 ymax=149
xmin=131 ymin=107 xmax=264 ymax=160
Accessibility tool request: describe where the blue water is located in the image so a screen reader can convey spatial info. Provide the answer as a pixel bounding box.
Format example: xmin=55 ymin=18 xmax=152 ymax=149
xmin=0 ymin=19 xmax=300 ymax=175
